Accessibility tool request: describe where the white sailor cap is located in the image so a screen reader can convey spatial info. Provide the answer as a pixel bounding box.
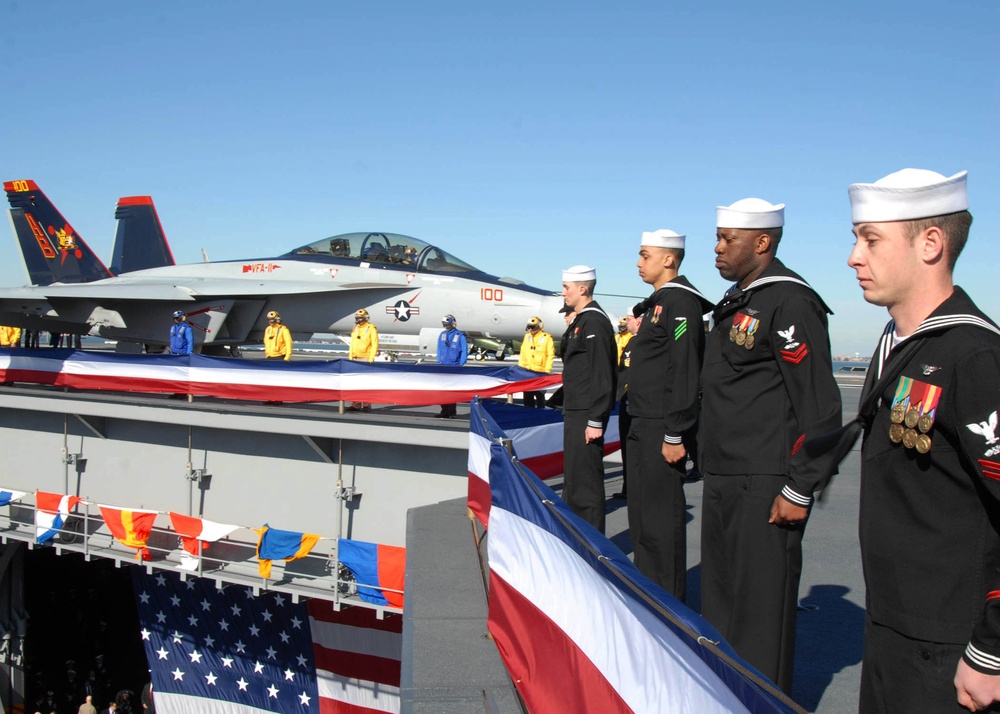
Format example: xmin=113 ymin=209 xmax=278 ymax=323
xmin=716 ymin=197 xmax=785 ymax=229
xmin=640 ymin=229 xmax=685 ymax=249
xmin=562 ymin=264 xmax=597 ymax=282
xmin=848 ymin=168 xmax=968 ymax=224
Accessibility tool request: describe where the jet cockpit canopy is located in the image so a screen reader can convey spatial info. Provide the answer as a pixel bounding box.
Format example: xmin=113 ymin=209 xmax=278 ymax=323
xmin=285 ymin=232 xmax=480 ymax=274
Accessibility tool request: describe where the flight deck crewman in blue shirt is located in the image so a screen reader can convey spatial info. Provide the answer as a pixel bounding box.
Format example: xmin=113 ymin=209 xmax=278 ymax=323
xmin=169 ymin=310 xmax=193 ymax=356
xmin=436 ymin=314 xmax=467 ymax=418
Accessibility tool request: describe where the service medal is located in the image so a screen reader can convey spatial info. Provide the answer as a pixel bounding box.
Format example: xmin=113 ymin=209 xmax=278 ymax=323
xmin=891 ymin=404 xmax=906 ymax=424
xmin=889 ymin=423 xmax=904 ymax=443
xmin=745 ymin=333 xmax=755 ymax=350
xmin=902 ymin=428 xmax=917 ymax=449
xmin=735 ymin=330 xmax=747 ymax=346
xmin=904 ymin=407 xmax=920 ymax=429
xmin=915 ymin=434 xmax=932 ymax=454
xmin=918 ymin=413 xmax=934 ymax=433
xmin=729 ymin=326 xmax=738 ymax=342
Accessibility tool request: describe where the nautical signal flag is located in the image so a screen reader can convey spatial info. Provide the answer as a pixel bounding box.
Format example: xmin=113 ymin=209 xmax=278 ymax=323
xmin=34 ymin=491 xmax=82 ymax=544
xmin=99 ymin=505 xmax=158 ymax=560
xmin=255 ymin=524 xmax=321 ymax=579
xmin=0 ymin=489 xmax=26 ymax=507
xmin=337 ymin=539 xmax=406 ymax=608
xmin=169 ymin=512 xmax=240 ymax=571
xmin=470 ymin=398 xmax=801 ymax=714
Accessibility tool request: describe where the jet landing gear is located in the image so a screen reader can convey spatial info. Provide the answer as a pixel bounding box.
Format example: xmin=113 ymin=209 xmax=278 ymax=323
xmin=472 ymin=342 xmax=510 ymax=361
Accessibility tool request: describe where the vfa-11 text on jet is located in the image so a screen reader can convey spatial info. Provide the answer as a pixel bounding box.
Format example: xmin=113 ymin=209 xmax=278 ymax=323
xmin=2 ymin=180 xmax=565 ymax=355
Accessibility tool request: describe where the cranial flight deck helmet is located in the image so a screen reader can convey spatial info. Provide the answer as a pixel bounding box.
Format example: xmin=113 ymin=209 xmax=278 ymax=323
xmin=355 ymin=308 xmax=370 ymax=324
xmin=617 ymin=316 xmax=629 ymax=333
xmin=266 ymin=310 xmax=281 ymax=322
xmin=172 ymin=310 xmax=184 ymax=319
xmin=442 ymin=314 xmax=456 ymax=328
xmin=526 ymin=316 xmax=543 ymax=332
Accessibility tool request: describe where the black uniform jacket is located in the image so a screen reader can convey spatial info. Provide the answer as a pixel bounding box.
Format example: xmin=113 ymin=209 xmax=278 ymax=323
xmin=627 ymin=276 xmax=713 ymax=444
xmin=699 ymin=259 xmax=842 ymax=505
xmin=561 ymin=301 xmax=617 ymax=428
xmin=858 ymin=287 xmax=1000 ymax=673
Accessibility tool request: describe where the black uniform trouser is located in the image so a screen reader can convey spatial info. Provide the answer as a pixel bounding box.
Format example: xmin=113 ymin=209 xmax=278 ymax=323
xmin=562 ymin=409 xmax=606 ymax=534
xmin=859 ymin=615 xmax=981 ymax=713
xmin=700 ymin=471 xmax=803 ymax=695
xmin=626 ymin=417 xmax=686 ymax=599
xmin=617 ymin=397 xmax=630 ymax=494
xmin=523 ymin=391 xmax=546 ymax=408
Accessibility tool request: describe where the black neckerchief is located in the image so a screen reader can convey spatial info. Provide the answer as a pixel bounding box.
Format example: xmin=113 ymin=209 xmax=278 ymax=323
xmin=712 ymin=260 xmax=831 ymax=325
xmin=634 ymin=277 xmax=712 ymax=317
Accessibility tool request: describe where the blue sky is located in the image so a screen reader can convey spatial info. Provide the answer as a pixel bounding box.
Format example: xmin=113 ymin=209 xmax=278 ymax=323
xmin=2 ymin=1 xmax=997 ymax=356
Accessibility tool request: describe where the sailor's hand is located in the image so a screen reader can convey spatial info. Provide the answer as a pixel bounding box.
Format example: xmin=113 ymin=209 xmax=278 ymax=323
xmin=768 ymin=495 xmax=808 ymax=527
xmin=661 ymin=442 xmax=686 ymax=465
xmin=956 ymin=658 xmax=1000 ymax=712
xmin=584 ymin=426 xmax=603 ymax=444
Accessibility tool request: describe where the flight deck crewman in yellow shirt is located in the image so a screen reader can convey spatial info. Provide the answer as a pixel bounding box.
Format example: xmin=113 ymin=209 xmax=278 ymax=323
xmin=0 ymin=326 xmax=21 ymax=348
xmin=348 ymin=308 xmax=379 ymax=411
xmin=263 ymin=311 xmax=293 ymax=360
xmin=518 ymin=316 xmax=554 ymax=408
xmin=614 ymin=316 xmax=633 ymax=363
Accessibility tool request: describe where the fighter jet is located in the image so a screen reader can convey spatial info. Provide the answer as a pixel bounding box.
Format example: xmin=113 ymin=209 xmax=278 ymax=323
xmin=2 ymin=180 xmax=565 ymax=356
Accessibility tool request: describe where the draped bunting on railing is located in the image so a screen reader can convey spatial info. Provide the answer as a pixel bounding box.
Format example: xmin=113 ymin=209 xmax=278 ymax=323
xmin=468 ymin=398 xmax=806 ymax=714
xmin=0 ymin=348 xmax=561 ymax=406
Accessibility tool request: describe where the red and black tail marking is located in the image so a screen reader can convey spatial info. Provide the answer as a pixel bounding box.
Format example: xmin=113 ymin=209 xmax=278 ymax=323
xmin=4 ymin=179 xmax=113 ymax=285
xmin=111 ymin=196 xmax=176 ymax=274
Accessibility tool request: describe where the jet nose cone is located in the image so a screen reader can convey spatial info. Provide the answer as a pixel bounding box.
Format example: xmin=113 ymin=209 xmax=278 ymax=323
xmin=540 ymin=294 xmax=567 ymax=329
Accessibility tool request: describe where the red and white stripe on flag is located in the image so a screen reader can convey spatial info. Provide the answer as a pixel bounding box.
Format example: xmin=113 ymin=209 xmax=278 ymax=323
xmin=482 ymin=401 xmax=622 ymax=480
xmin=307 ymin=600 xmax=403 ymax=714
xmin=488 ymin=508 xmax=753 ymax=713
xmin=467 ymin=423 xmax=494 ymax=528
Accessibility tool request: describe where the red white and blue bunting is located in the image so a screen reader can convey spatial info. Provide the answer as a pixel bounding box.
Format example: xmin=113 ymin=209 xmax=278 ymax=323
xmin=0 ymin=348 xmax=561 ymax=406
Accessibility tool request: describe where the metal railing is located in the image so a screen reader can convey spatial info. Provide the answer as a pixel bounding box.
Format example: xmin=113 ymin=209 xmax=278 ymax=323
xmin=0 ymin=499 xmax=402 ymax=618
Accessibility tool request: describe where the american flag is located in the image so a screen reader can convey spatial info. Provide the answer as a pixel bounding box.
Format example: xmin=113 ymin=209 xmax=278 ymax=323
xmin=131 ymin=567 xmax=402 ymax=714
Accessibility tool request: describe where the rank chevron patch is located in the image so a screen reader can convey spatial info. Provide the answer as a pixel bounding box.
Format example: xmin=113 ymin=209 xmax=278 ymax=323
xmin=979 ymin=459 xmax=1000 ymax=483
xmin=674 ymin=317 xmax=688 ymax=340
xmin=780 ymin=343 xmax=809 ymax=364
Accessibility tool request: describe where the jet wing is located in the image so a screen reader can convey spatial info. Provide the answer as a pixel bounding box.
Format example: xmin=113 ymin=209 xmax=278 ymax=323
xmin=0 ymin=278 xmax=409 ymax=301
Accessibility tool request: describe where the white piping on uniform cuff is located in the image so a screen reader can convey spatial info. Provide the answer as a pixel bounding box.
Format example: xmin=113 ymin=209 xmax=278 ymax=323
xmin=780 ymin=485 xmax=813 ymax=507
xmin=965 ymin=643 xmax=1000 ymax=671
xmin=663 ymin=435 xmax=683 ymax=445
xmin=587 ymin=420 xmax=603 ymax=429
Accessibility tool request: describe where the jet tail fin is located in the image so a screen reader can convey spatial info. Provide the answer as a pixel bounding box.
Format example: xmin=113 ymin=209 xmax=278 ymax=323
xmin=4 ymin=179 xmax=113 ymax=285
xmin=111 ymin=196 xmax=176 ymax=274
